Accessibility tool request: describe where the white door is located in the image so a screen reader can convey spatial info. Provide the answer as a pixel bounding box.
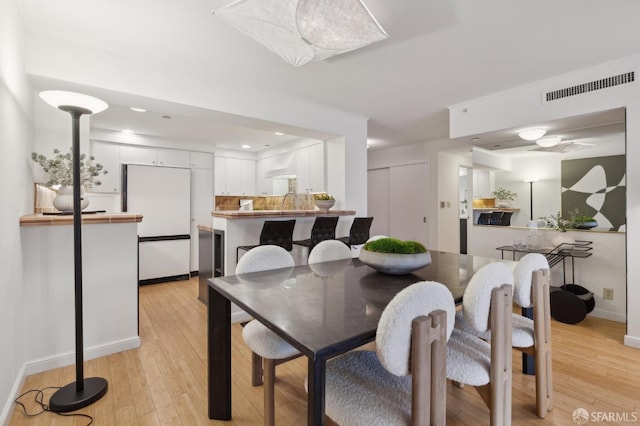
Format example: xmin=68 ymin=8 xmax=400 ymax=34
xmin=389 ymin=163 xmax=429 ymax=246
xmin=367 ymin=168 xmax=389 ymax=237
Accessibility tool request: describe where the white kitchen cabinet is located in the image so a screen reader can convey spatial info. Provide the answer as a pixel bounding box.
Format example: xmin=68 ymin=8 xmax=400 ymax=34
xmin=296 ymin=143 xmax=325 ymax=193
xmin=214 ymin=156 xmax=256 ymax=195
xmin=256 ymin=157 xmax=271 ymax=195
xmin=156 ymin=148 xmax=190 ymax=167
xmin=191 ymin=168 xmax=214 ymax=271
xmin=190 ymin=151 xmax=214 ymax=169
xmin=119 ymin=145 xmax=189 ymax=167
xmin=90 ymin=141 xmax=121 ymax=193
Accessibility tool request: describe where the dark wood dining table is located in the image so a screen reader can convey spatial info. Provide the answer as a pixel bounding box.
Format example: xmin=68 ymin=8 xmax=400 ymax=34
xmin=207 ymin=251 xmax=514 ymax=425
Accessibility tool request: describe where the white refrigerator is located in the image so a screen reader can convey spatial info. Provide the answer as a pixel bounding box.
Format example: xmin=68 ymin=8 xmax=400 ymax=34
xmin=122 ymin=164 xmax=191 ymax=284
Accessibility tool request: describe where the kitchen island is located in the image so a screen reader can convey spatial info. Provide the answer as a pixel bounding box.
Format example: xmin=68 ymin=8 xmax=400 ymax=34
xmin=210 ymin=209 xmax=356 ymax=321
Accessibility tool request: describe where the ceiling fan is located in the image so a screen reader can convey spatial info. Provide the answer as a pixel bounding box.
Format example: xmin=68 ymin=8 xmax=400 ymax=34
xmin=529 ymin=141 xmax=598 ymax=153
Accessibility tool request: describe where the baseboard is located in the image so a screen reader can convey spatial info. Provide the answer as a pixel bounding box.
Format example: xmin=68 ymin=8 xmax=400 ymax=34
xmin=624 ymin=334 xmax=640 ymax=349
xmin=588 ymin=308 xmax=626 ymax=323
xmin=24 ymin=336 xmax=141 ymax=376
xmin=0 ymin=364 xmax=26 ymax=426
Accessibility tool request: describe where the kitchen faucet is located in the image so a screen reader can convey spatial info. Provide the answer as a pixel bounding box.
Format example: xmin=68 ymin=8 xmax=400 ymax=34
xmin=281 ymin=192 xmax=299 ymax=210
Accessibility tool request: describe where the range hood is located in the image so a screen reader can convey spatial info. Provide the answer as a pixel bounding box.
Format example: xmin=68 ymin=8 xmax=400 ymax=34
xmin=264 ymin=152 xmax=296 ymax=179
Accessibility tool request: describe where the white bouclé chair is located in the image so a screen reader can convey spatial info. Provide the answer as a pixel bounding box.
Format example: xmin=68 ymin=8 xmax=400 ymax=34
xmin=236 ymin=245 xmax=299 ymax=426
xmin=456 ymin=253 xmax=553 ymax=418
xmin=447 ymin=262 xmax=514 ymax=426
xmin=307 ymin=239 xmax=352 ymax=264
xmin=323 ymin=281 xmax=455 ymax=425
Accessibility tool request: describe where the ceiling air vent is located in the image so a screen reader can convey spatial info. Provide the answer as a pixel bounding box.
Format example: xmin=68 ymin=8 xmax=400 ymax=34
xmin=545 ymin=71 xmax=635 ymax=102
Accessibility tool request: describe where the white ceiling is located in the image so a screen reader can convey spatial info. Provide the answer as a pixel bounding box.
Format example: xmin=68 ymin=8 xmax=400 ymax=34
xmin=18 ymin=0 xmax=640 ymax=152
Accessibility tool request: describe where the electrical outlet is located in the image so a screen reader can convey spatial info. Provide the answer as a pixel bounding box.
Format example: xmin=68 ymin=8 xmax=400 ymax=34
xmin=603 ymin=288 xmax=614 ymax=300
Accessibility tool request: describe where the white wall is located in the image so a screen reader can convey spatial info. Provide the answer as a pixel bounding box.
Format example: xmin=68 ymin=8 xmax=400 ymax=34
xmin=449 ymin=54 xmax=640 ymax=348
xmin=0 ymin=0 xmax=35 ymax=422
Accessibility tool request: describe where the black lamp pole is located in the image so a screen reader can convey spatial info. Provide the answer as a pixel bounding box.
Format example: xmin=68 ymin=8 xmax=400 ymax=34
xmin=529 ymin=181 xmax=534 ymax=221
xmin=48 ymin=105 xmax=108 ymax=412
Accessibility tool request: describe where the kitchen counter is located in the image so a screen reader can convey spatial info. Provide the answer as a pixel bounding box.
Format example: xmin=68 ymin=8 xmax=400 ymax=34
xmin=20 ymin=212 xmax=143 ymax=226
xmin=211 ymin=209 xmax=356 ymax=219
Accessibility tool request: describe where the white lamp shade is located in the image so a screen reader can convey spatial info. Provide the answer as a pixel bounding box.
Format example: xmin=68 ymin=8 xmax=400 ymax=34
xmin=39 ymin=90 xmax=109 ymax=114
xmin=214 ymin=0 xmax=388 ymax=67
xmin=536 ymin=136 xmax=561 ymax=147
xmin=518 ymin=128 xmax=547 ymax=141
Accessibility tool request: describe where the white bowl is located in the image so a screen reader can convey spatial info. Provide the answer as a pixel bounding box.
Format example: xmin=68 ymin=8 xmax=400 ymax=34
xmin=359 ymin=248 xmax=432 ymax=275
xmin=314 ymin=200 xmax=335 ymax=211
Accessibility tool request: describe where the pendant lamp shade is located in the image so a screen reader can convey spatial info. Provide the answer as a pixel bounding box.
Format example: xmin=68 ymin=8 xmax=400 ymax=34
xmin=214 ymin=0 xmax=388 ymax=67
xmin=518 ymin=128 xmax=547 ymax=141
xmin=535 ymin=136 xmax=561 ymax=148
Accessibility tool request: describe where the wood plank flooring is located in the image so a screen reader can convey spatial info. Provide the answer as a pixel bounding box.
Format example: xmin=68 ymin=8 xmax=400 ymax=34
xmin=8 ymin=277 xmax=640 ymax=425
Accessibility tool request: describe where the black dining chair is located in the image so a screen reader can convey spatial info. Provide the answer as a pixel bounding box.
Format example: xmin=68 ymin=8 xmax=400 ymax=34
xmin=292 ymin=216 xmax=339 ymax=254
xmin=236 ymin=219 xmax=296 ymax=263
xmin=337 ymin=217 xmax=373 ymax=248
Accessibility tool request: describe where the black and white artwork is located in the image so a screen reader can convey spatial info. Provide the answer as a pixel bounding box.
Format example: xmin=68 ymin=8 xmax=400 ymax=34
xmin=561 ymin=155 xmax=626 ymax=232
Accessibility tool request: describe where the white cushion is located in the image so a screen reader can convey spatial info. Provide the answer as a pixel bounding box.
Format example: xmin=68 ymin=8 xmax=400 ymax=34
xmin=308 ymin=239 xmax=352 ymax=264
xmin=455 ymin=310 xmax=534 ymax=348
xmin=235 ymin=245 xmax=294 ymax=274
xmin=324 ymin=351 xmax=412 ymax=426
xmin=242 ymin=320 xmax=299 ymax=359
xmin=376 ymin=281 xmax=455 ymax=376
xmin=513 ymin=253 xmax=549 ymax=308
xmin=462 ymin=263 xmax=514 ymax=334
xmin=446 ymin=328 xmax=491 ymax=386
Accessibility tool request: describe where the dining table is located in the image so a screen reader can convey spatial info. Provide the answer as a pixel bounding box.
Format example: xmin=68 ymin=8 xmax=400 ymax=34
xmin=207 ymin=251 xmax=514 ymax=425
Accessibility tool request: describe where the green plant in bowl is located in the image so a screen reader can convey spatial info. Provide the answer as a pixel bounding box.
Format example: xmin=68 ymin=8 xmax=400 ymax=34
xmin=360 ymin=238 xmax=431 ymax=275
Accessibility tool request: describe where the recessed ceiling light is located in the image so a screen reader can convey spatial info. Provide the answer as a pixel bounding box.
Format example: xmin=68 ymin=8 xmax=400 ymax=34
xmin=162 ymin=115 xmax=171 ymax=119
xmin=471 ymin=137 xmax=480 ymax=142
xmin=518 ymin=128 xmax=547 ymax=141
xmin=274 ymin=132 xmax=284 ymax=136
xmin=130 ymin=107 xmax=147 ymax=112
xmin=122 ymin=129 xmax=135 ymax=134
xmin=241 ymin=144 xmax=251 ymax=149
xmin=536 ymin=136 xmax=561 ymax=147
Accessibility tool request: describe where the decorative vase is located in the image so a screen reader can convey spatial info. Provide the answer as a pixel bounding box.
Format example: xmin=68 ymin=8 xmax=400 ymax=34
xmin=359 ymin=248 xmax=432 ymax=275
xmin=496 ymin=199 xmax=511 ymax=208
xmin=53 ymin=185 xmax=89 ymax=212
xmin=314 ymin=200 xmax=335 ymax=212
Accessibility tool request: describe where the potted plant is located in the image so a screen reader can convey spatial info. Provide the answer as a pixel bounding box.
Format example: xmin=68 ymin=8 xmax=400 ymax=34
xmin=31 ymin=148 xmax=108 ymax=211
xmin=491 ymin=187 xmax=517 ymax=208
xmin=359 ymin=237 xmax=431 ymax=274
xmin=314 ymin=193 xmax=335 ymax=211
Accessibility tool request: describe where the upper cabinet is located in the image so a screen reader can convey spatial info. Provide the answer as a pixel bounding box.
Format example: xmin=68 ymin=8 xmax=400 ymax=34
xmin=295 ymin=143 xmax=325 ymax=193
xmin=190 ymin=151 xmax=214 ymax=169
xmin=214 ymin=156 xmax=255 ymax=196
xmin=120 ymin=145 xmax=190 ymax=168
xmin=90 ymin=141 xmax=121 ymax=193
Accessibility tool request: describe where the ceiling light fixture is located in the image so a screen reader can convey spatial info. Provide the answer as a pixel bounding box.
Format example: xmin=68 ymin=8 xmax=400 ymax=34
xmin=213 ymin=0 xmax=388 ymax=67
xmin=130 ymin=107 xmax=147 ymax=112
xmin=518 ymin=128 xmax=547 ymax=141
xmin=122 ymin=129 xmax=135 ymax=134
xmin=535 ymin=136 xmax=561 ymax=148
xmin=241 ymin=144 xmax=251 ymax=149
xmin=274 ymin=132 xmax=284 ymax=136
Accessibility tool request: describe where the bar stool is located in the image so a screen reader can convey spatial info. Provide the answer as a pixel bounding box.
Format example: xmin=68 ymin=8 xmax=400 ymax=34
xmin=337 ymin=217 xmax=373 ymax=248
xmin=236 ymin=219 xmax=296 ymax=263
xmin=292 ymin=216 xmax=339 ymax=254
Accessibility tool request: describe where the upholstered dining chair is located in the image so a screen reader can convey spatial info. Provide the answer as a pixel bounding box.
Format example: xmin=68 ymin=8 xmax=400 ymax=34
xmin=337 ymin=216 xmax=374 ymax=248
xmin=322 ymin=281 xmax=455 ymax=425
xmin=236 ymin=245 xmax=299 ymax=426
xmin=307 ymin=239 xmax=352 ymax=264
xmin=455 ymin=253 xmax=553 ymax=418
xmin=447 ymin=262 xmax=514 ymax=426
xmin=292 ymin=216 xmax=339 ymax=254
xmin=236 ymin=219 xmax=296 ymax=263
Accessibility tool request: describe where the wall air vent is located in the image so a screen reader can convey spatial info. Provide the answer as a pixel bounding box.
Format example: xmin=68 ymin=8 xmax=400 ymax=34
xmin=545 ymin=71 xmax=635 ymax=102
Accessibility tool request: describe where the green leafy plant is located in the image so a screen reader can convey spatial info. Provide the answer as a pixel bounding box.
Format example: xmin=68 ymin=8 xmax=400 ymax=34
xmin=31 ymin=148 xmax=107 ymax=189
xmin=363 ymin=238 xmax=427 ymax=254
xmin=491 ymin=187 xmax=518 ymax=201
xmin=314 ymin=193 xmax=335 ymax=201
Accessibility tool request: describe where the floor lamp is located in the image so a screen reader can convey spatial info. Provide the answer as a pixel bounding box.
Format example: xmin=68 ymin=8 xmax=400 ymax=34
xmin=39 ymin=90 xmax=109 ymax=412
xmin=525 ymin=179 xmax=536 ymax=221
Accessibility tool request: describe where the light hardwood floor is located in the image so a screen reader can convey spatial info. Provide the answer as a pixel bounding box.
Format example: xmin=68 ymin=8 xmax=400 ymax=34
xmin=9 ymin=277 xmax=640 ymax=425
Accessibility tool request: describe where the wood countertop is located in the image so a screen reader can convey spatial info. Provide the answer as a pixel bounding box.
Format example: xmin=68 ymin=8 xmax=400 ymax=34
xmin=211 ymin=209 xmax=356 ymax=219
xmin=20 ymin=213 xmax=143 ymax=227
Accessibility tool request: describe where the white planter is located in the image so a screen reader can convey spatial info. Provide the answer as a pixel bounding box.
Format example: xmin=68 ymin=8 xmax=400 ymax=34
xmin=314 ymin=200 xmax=335 ymax=211
xmin=53 ymin=185 xmax=89 ymax=212
xmin=359 ymin=248 xmax=432 ymax=275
